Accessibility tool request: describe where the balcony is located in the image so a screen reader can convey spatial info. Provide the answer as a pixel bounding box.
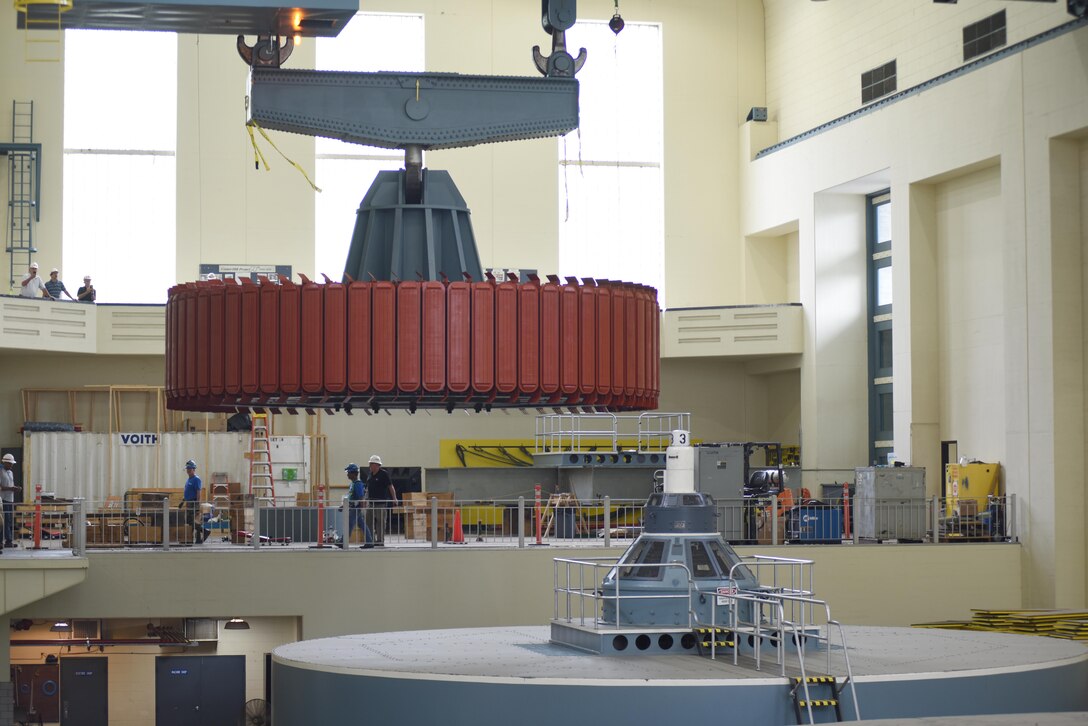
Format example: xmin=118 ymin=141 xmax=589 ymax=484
xmin=661 ymin=304 xmax=802 ymax=359
xmin=0 ymin=296 xmax=164 ymax=356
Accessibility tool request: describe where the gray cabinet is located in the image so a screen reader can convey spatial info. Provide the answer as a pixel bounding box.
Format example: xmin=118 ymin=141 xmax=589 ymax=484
xmin=855 ymin=467 xmax=928 ymax=542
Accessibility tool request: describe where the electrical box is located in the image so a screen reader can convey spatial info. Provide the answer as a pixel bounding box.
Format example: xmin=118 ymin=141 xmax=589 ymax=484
xmin=854 ymin=466 xmax=928 ymax=542
xmin=693 ymin=444 xmax=745 ymax=543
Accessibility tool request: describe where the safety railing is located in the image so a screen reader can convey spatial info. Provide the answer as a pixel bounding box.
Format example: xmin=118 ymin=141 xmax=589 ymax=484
xmin=15 ymin=492 xmax=1017 ymax=555
xmin=724 ymin=588 xmax=860 ymax=722
xmin=553 ymin=557 xmax=696 ymax=629
xmin=550 ymin=551 xmax=859 ymax=722
xmin=533 ymin=412 xmax=690 ymax=454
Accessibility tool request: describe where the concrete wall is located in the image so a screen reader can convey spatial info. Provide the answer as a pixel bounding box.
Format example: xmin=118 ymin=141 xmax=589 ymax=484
xmin=744 ymin=25 xmax=1088 ymax=608
xmin=2 ymin=542 xmax=1020 ymax=722
xmin=14 ymin=543 xmax=1021 ymax=632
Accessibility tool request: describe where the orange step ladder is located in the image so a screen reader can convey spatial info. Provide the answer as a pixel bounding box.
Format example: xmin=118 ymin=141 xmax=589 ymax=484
xmin=248 ymin=413 xmax=276 ymax=506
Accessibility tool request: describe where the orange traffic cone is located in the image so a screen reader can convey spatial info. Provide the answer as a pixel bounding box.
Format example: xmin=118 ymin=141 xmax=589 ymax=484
xmin=450 ymin=509 xmax=465 ymax=544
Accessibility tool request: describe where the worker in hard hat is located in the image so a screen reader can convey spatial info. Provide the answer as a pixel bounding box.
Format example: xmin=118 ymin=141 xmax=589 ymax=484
xmin=364 ymin=455 xmax=397 ymax=546
xmin=343 ymin=463 xmax=373 ymax=548
xmin=0 ymin=453 xmax=20 ymax=550
xmin=182 ymin=460 xmax=206 ymax=544
xmin=20 ymin=262 xmax=53 ymax=300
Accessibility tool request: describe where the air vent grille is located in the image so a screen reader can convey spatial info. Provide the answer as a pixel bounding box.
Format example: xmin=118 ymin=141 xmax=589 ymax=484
xmin=861 ymin=60 xmax=897 ymax=104
xmin=72 ymin=619 xmax=100 ymax=639
xmin=964 ymin=10 xmax=1007 ymax=62
xmin=184 ymin=618 xmax=219 ymax=642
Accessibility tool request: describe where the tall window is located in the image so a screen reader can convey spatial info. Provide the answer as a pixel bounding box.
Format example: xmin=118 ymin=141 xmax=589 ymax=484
xmin=558 ymin=21 xmax=664 ymax=301
xmin=314 ymin=13 xmax=424 ymax=279
xmin=63 ymin=30 xmax=177 ymax=304
xmin=867 ymin=191 xmax=893 ymax=464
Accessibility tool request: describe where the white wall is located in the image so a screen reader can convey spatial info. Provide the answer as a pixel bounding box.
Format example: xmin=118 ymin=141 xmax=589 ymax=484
xmin=764 ymin=0 xmax=1074 ymax=141
xmin=935 ymin=164 xmax=1006 ymax=462
xmin=744 ymin=25 xmax=1088 ymax=608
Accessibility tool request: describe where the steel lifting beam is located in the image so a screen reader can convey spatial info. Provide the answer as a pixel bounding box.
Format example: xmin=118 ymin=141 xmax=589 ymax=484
xmin=247 ymin=69 xmax=579 ymax=151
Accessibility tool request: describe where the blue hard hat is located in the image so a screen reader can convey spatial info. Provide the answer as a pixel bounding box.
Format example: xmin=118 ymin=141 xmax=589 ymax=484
xmin=185 ymin=460 xmax=197 ymax=469
xmin=344 ymin=463 xmax=359 ymax=473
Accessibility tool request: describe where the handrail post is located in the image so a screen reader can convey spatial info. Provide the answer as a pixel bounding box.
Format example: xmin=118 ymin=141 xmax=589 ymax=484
xmin=339 ymin=496 xmax=349 ymax=550
xmin=852 ymin=491 xmax=860 ymax=545
xmin=430 ymin=496 xmax=438 ymax=549
xmin=930 ymin=495 xmax=940 ymax=544
xmin=771 ymin=494 xmax=779 ymax=545
xmin=517 ymin=496 xmax=525 ymax=548
xmin=1008 ymin=493 xmax=1016 ymax=542
xmin=252 ymin=495 xmax=261 ymax=550
xmin=72 ymin=498 xmax=85 ymax=557
xmin=603 ymin=495 xmax=610 ymax=548
xmin=161 ymin=497 xmax=171 ymax=551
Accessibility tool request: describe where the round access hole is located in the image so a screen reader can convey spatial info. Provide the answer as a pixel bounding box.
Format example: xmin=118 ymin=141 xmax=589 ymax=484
xmin=612 ymin=635 xmax=629 ymax=652
xmin=658 ymin=634 xmax=674 ymax=650
xmin=635 ymin=634 xmax=651 ymax=651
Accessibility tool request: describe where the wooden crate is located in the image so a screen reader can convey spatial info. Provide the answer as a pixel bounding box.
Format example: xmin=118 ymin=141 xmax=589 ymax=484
xmin=402 ymin=492 xmax=454 ymax=540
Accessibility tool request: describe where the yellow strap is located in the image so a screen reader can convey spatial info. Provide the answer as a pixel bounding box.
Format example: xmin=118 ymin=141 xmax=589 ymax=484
xmin=245 ymin=123 xmax=270 ymax=171
xmin=245 ymin=120 xmax=322 ymax=193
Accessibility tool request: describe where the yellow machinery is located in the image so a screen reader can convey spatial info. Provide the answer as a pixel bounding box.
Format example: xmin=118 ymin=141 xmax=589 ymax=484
xmin=945 ymin=461 xmax=1002 ymax=517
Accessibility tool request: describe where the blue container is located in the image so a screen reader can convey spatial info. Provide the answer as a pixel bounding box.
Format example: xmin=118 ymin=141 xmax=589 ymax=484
xmin=787 ymin=505 xmax=842 ymax=544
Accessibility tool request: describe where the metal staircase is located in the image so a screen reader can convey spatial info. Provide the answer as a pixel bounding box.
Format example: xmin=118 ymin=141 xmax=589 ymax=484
xmin=6 ymin=100 xmax=37 ymax=290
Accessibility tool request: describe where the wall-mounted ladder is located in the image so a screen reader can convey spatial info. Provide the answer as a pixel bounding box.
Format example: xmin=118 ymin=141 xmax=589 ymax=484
xmin=6 ymin=101 xmax=37 ymax=290
xmin=248 ymin=413 xmax=276 ymax=506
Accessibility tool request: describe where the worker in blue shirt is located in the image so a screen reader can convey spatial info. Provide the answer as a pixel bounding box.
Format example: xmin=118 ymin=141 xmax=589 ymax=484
xmin=344 ymin=463 xmax=373 ymax=548
xmin=182 ymin=459 xmax=206 ymax=544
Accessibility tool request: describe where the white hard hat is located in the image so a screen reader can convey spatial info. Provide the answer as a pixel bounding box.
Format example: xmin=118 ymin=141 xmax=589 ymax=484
xmin=84 ymin=275 xmax=91 ymax=281
xmin=50 ymin=268 xmax=59 ymax=274
xmin=368 ymin=454 xmax=382 ymax=466
xmin=29 ymin=262 xmax=38 ymax=269
xmin=1 ymin=454 xmax=14 ymax=464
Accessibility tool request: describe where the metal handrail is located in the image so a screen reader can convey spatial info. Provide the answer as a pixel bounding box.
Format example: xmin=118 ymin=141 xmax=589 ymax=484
xmin=726 ymin=589 xmax=813 ymax=720
xmin=534 ymin=412 xmax=691 ymax=454
xmin=728 ymin=587 xmax=861 ymax=722
xmin=552 ymin=556 xmax=696 ymax=630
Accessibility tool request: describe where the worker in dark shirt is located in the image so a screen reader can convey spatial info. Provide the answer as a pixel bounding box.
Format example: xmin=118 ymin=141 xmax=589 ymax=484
xmin=182 ymin=459 xmax=206 ymax=544
xmin=77 ymin=275 xmax=96 ymax=303
xmin=344 ymin=463 xmax=374 ymax=548
xmin=364 ymin=454 xmax=397 ymax=546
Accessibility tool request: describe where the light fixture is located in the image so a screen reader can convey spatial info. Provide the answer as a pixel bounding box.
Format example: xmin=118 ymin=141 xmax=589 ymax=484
xmin=609 ymin=0 xmax=625 ymax=34
xmin=224 ymin=618 xmax=250 ymax=631
xmin=50 ymin=621 xmax=71 ymax=633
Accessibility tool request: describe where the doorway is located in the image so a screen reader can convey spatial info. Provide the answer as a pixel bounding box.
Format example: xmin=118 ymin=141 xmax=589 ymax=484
xmin=155 ymin=655 xmax=245 ymax=726
xmin=59 ymin=657 xmax=108 ymax=726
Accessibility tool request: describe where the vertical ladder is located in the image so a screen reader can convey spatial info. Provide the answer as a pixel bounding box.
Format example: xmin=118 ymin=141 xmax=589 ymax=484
xmin=7 ymin=101 xmax=36 ymax=289
xmin=248 ymin=413 xmax=276 ymax=506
